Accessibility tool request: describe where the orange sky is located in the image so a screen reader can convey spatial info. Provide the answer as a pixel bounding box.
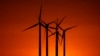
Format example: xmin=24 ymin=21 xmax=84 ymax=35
xmin=0 ymin=0 xmax=100 ymax=56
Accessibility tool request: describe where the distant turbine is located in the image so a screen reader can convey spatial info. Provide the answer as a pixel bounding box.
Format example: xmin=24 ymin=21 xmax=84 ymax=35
xmin=59 ymin=25 xmax=77 ymax=56
xmin=49 ymin=17 xmax=66 ymax=56
xmin=41 ymin=20 xmax=55 ymax=56
xmin=23 ymin=4 xmax=52 ymax=56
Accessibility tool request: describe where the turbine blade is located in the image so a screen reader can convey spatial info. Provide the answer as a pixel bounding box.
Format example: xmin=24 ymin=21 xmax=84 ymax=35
xmin=58 ymin=26 xmax=63 ymax=30
xmin=62 ymin=32 xmax=65 ymax=40
xmin=48 ymin=27 xmax=55 ymax=29
xmin=65 ymin=25 xmax=77 ymax=31
xmin=57 ymin=16 xmax=66 ymax=26
xmin=58 ymin=32 xmax=62 ymax=37
xmin=48 ymin=29 xmax=53 ymax=33
xmin=60 ymin=38 xmax=64 ymax=45
xmin=56 ymin=19 xmax=59 ymax=24
xmin=58 ymin=32 xmax=62 ymax=45
xmin=58 ymin=33 xmax=63 ymax=45
xmin=40 ymin=19 xmax=46 ymax=25
xmin=60 ymin=32 xmax=65 ymax=45
xmin=38 ymin=4 xmax=42 ymax=21
xmin=23 ymin=23 xmax=38 ymax=31
xmin=62 ymin=32 xmax=65 ymax=38
xmin=48 ymin=32 xmax=56 ymax=37
xmin=58 ymin=37 xmax=62 ymax=45
xmin=40 ymin=23 xmax=45 ymax=27
xmin=48 ymin=21 xmax=55 ymax=25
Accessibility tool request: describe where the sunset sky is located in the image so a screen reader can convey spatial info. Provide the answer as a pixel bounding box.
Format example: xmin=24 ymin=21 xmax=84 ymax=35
xmin=0 ymin=0 xmax=100 ymax=56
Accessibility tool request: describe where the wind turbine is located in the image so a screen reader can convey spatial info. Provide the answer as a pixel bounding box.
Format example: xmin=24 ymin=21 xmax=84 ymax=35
xmin=23 ymin=4 xmax=51 ymax=56
xmin=40 ymin=20 xmax=55 ymax=56
xmin=49 ymin=17 xmax=66 ymax=56
xmin=59 ymin=25 xmax=77 ymax=56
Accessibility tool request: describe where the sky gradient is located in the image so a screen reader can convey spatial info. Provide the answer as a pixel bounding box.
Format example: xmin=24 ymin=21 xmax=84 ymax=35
xmin=0 ymin=0 xmax=100 ymax=56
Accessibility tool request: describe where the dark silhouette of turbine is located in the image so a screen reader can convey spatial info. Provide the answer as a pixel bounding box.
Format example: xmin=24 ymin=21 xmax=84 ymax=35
xmin=41 ymin=20 xmax=55 ymax=56
xmin=49 ymin=17 xmax=66 ymax=56
xmin=59 ymin=25 xmax=77 ymax=56
xmin=23 ymin=4 xmax=45 ymax=56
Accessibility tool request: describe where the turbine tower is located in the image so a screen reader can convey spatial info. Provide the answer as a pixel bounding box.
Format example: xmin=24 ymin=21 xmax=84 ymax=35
xmin=40 ymin=20 xmax=55 ymax=56
xmin=23 ymin=4 xmax=47 ymax=56
xmin=59 ymin=25 xmax=76 ymax=56
xmin=49 ymin=17 xmax=66 ymax=56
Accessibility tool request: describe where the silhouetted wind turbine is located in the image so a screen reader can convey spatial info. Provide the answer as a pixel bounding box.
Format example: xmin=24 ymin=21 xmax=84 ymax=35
xmin=49 ymin=17 xmax=66 ymax=56
xmin=40 ymin=20 xmax=55 ymax=56
xmin=59 ymin=25 xmax=77 ymax=56
xmin=23 ymin=4 xmax=47 ymax=56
